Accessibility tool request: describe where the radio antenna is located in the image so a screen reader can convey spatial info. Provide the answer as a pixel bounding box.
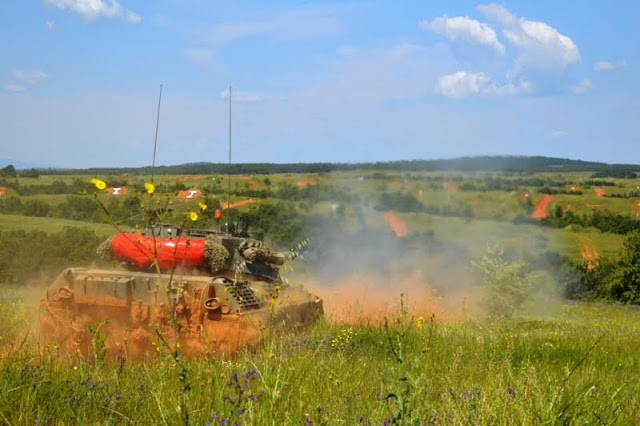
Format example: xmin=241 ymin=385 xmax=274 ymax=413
xmin=226 ymin=86 xmax=232 ymax=228
xmin=151 ymin=84 xmax=163 ymax=184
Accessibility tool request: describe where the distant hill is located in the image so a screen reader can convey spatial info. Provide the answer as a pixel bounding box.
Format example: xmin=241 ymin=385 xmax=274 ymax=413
xmin=29 ymin=156 xmax=640 ymax=175
xmin=0 ymin=158 xmax=55 ymax=169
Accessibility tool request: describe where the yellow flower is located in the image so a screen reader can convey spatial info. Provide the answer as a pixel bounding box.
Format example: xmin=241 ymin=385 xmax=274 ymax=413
xmin=198 ymin=202 xmax=207 ymax=211
xmin=90 ymin=178 xmax=107 ymax=190
xmin=416 ymin=316 xmax=425 ymax=329
xmin=144 ymin=182 xmax=155 ymax=194
xmin=188 ymin=211 xmax=198 ymax=221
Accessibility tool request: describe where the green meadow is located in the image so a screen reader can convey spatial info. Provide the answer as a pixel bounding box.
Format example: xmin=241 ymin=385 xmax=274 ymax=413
xmin=2 ymin=166 xmax=640 ymax=423
xmin=2 ymin=295 xmax=640 ymax=424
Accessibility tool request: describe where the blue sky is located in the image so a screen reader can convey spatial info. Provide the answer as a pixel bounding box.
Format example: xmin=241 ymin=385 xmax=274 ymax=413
xmin=0 ymin=1 xmax=638 ymax=168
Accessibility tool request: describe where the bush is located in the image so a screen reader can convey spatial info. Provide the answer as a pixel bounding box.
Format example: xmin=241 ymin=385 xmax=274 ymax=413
xmin=473 ymin=245 xmax=533 ymax=318
xmin=0 ymin=227 xmax=102 ymax=284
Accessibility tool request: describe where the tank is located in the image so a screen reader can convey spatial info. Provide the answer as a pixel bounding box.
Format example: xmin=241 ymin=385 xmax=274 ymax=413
xmin=39 ymin=223 xmax=323 ymax=356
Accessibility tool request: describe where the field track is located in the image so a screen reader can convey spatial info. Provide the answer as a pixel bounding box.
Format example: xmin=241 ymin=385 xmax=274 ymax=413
xmin=532 ymin=194 xmax=554 ymax=219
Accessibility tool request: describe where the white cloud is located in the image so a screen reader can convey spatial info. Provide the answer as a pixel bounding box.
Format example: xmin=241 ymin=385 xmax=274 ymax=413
xmin=551 ymin=129 xmax=568 ymax=138
xmin=436 ymin=71 xmax=530 ymax=98
xmin=594 ymin=61 xmax=614 ymax=72
xmin=388 ymin=43 xmax=424 ymax=57
xmin=13 ymin=70 xmax=48 ymax=84
xmin=45 ymin=0 xmax=141 ymax=24
xmin=479 ymin=3 xmax=579 ymax=70
xmin=189 ymin=6 xmax=344 ymax=45
xmin=3 ymin=84 xmax=26 ymax=93
xmin=183 ymin=48 xmax=214 ymax=65
xmin=571 ymin=78 xmax=593 ymax=95
xmin=337 ymin=46 xmax=356 ymax=57
xmin=420 ymin=15 xmax=504 ymax=54
xmin=219 ymin=89 xmax=261 ymax=102
xmin=477 ymin=3 xmax=516 ymax=26
xmin=594 ymin=60 xmax=626 ymax=72
xmin=45 ymin=20 xmax=56 ymax=30
xmin=436 ymin=71 xmax=489 ymax=98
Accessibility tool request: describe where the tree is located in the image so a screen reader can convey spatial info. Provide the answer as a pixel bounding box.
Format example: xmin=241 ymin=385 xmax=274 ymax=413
xmin=1 ymin=164 xmax=16 ymax=178
xmin=18 ymin=168 xmax=40 ymax=178
xmin=473 ymin=245 xmax=533 ymax=319
xmin=607 ymin=231 xmax=640 ymax=303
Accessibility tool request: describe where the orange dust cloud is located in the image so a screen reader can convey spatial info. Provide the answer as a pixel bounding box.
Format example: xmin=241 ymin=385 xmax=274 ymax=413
xmin=305 ymin=273 xmax=478 ymax=325
xmin=381 ymin=212 xmax=408 ymax=237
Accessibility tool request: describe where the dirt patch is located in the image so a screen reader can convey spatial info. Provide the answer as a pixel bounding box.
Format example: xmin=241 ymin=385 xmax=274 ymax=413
xmin=585 ymin=204 xmax=602 ymax=209
xmin=249 ymin=180 xmax=260 ymax=189
xmin=381 ymin=212 xmax=407 ymax=237
xmin=594 ymin=187 xmax=606 ymax=197
xmin=221 ymin=199 xmax=256 ymax=209
xmin=443 ymin=182 xmax=458 ymax=192
xmin=532 ymin=194 xmax=554 ymax=219
xmin=0 ymin=187 xmax=6 ymax=197
xmin=296 ymin=178 xmax=317 ymax=187
xmin=170 ymin=174 xmax=208 ymax=182
xmin=106 ymin=186 xmax=128 ymax=196
xmin=177 ymin=188 xmax=202 ymax=200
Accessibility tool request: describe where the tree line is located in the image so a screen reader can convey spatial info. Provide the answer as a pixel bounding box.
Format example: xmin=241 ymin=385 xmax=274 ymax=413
xmin=9 ymin=156 xmax=640 ymax=176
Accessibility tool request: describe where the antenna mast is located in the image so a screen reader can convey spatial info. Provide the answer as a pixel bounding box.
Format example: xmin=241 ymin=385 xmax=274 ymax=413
xmin=151 ymin=84 xmax=163 ymax=184
xmin=227 ymin=86 xmax=232 ymax=222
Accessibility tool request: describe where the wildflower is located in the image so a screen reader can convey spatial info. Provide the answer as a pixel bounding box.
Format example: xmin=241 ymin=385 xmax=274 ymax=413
xmin=416 ymin=316 xmax=425 ymax=328
xmin=90 ymin=178 xmax=107 ymax=190
xmin=73 ymin=366 xmax=78 ymax=371
xmin=144 ymin=182 xmax=155 ymax=194
xmin=189 ymin=211 xmax=198 ymax=221
xmin=198 ymin=201 xmax=208 ymax=211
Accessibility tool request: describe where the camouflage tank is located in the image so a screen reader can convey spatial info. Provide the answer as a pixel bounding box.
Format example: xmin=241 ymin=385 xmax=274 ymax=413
xmin=40 ymin=223 xmax=323 ymax=356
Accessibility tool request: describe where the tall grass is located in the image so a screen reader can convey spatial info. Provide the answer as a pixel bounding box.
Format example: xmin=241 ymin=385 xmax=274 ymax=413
xmin=2 ymin=294 xmax=640 ymax=424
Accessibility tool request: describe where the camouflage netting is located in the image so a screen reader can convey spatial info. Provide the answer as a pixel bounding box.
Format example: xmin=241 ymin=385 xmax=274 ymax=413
xmin=96 ymin=236 xmax=115 ymax=260
xmin=204 ymin=236 xmax=230 ymax=273
xmin=238 ymin=239 xmax=285 ymax=265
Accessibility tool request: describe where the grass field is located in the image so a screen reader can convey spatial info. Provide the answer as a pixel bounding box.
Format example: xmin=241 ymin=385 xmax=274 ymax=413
xmin=0 ymin=213 xmax=119 ymax=236
xmin=1 ymin=291 xmax=640 ymax=424
xmin=2 ymin=169 xmax=640 ymax=423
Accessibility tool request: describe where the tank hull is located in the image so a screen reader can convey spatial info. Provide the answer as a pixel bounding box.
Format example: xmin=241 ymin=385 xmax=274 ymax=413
xmin=39 ymin=268 xmax=323 ymax=357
